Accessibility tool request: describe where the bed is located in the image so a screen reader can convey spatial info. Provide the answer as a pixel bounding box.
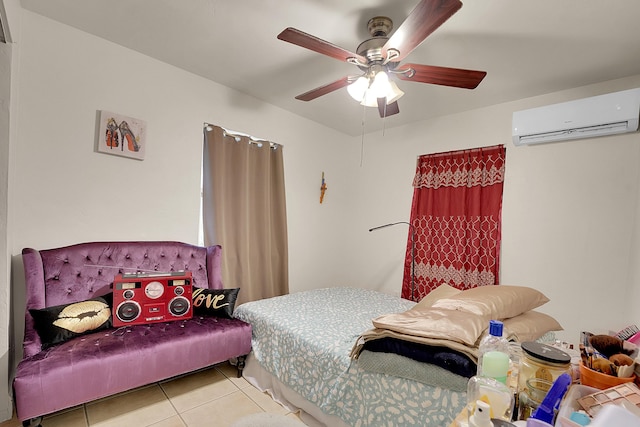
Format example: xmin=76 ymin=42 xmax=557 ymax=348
xmin=234 ymin=287 xmax=467 ymax=427
xmin=234 ymin=285 xmax=562 ymax=427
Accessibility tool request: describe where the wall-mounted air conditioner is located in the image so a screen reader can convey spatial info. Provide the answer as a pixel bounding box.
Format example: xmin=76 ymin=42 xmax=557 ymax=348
xmin=512 ymin=88 xmax=640 ymax=146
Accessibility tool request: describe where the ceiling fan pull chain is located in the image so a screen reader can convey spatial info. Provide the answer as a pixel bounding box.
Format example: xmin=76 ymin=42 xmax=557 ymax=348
xmin=360 ymin=103 xmax=367 ymax=167
xmin=382 ymin=102 xmax=387 ymax=136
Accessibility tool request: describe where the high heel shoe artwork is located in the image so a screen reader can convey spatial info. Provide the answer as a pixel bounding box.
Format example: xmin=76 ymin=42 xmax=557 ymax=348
xmin=98 ymin=111 xmax=146 ymax=160
xmin=105 ymin=118 xmax=119 ymax=149
xmin=119 ymin=120 xmax=140 ymax=152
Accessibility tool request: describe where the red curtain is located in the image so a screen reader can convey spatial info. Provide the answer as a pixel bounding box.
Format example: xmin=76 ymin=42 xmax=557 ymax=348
xmin=402 ymin=145 xmax=506 ymax=301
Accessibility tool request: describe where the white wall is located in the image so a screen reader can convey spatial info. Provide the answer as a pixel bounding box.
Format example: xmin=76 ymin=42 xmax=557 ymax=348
xmin=10 ymin=10 xmax=353 ymax=279
xmin=0 ymin=40 xmax=13 ymax=425
xmin=629 ymin=143 xmax=640 ymax=332
xmin=1 ymin=0 xmax=20 ymax=420
xmin=4 ymin=9 xmax=354 ymax=420
xmin=348 ymin=75 xmax=640 ymax=343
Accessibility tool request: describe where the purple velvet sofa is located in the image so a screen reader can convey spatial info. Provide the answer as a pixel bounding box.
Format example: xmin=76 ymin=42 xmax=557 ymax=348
xmin=13 ymin=241 xmax=252 ymax=426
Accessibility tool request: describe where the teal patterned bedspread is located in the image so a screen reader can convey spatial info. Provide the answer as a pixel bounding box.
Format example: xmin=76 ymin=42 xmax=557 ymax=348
xmin=234 ymin=287 xmax=467 ymax=427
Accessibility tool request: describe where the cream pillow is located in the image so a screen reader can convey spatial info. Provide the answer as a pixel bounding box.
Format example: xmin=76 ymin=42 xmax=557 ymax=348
xmin=410 ymin=283 xmax=462 ymax=311
xmin=503 ymin=310 xmax=563 ymax=342
xmin=431 ymin=285 xmax=550 ymax=319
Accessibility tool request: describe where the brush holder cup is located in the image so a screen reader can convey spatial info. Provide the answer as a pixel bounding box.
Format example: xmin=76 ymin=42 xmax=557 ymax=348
xmin=579 ymin=362 xmax=636 ymax=390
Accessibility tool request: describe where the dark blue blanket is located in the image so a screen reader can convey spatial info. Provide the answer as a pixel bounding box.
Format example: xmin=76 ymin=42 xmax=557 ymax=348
xmin=362 ymin=337 xmax=477 ymax=378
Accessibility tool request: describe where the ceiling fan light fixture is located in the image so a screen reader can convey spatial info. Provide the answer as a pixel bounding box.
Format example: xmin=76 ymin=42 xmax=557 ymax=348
xmin=360 ymin=91 xmax=380 ymax=108
xmin=369 ymin=70 xmax=390 ymax=98
xmin=386 ymin=81 xmax=404 ymax=104
xmin=359 ymin=71 xmax=404 ymax=107
xmin=347 ymin=76 xmax=369 ymax=102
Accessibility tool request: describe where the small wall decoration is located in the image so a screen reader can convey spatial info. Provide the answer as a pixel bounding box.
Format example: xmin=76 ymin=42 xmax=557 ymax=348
xmin=97 ymin=110 xmax=146 ymax=160
xmin=320 ymin=171 xmax=328 ymax=204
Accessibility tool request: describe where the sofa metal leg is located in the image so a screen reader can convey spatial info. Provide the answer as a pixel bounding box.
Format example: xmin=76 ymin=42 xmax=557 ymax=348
xmin=236 ymin=355 xmax=247 ymax=378
xmin=22 ymin=417 xmax=42 ymax=427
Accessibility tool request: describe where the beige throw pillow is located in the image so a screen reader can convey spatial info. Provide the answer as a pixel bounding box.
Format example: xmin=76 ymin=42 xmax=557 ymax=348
xmin=410 ymin=283 xmax=462 ymax=311
xmin=503 ymin=310 xmax=563 ymax=342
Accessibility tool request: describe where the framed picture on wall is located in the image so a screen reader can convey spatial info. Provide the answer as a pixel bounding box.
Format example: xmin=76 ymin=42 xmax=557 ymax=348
xmin=96 ymin=110 xmax=147 ymax=160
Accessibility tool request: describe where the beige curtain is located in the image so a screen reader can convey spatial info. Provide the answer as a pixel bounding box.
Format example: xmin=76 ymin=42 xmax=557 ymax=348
xmin=203 ymin=125 xmax=288 ymax=304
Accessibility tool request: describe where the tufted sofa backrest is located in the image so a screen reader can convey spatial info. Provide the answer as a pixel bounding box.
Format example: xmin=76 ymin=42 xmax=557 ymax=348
xmin=21 ymin=241 xmax=223 ymax=358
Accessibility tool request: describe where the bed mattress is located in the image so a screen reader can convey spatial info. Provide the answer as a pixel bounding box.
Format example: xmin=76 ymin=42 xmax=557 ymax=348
xmin=234 ymin=287 xmax=467 ymax=427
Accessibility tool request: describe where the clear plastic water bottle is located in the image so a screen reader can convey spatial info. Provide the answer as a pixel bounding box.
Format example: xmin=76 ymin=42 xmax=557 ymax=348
xmin=477 ymin=320 xmax=510 ymax=384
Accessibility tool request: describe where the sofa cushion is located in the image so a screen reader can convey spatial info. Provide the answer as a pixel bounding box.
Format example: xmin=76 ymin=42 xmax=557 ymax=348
xmin=29 ymin=295 xmax=113 ymax=350
xmin=192 ymin=287 xmax=239 ymax=318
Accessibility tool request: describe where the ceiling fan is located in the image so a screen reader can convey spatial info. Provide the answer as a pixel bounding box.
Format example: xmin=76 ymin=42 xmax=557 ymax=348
xmin=277 ymin=0 xmax=486 ymax=118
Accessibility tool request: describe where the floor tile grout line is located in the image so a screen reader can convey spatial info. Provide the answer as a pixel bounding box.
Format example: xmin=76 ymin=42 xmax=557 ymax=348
xmin=158 ymin=381 xmax=177 ymax=411
xmin=240 ymin=387 xmax=263 ymax=411
xmin=238 ymin=384 xmax=292 ymax=415
xmin=153 ymin=364 xmax=244 ymax=416
xmin=156 ymin=377 xmax=221 ymax=427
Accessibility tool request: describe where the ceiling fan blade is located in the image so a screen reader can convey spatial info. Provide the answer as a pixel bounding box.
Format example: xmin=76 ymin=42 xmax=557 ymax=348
xmin=278 ymin=27 xmax=366 ymax=63
xmin=383 ymin=0 xmax=462 ymax=62
xmin=396 ymin=63 xmax=486 ymax=89
xmin=295 ymin=76 xmax=351 ymax=101
xmin=377 ymin=98 xmax=400 ymax=118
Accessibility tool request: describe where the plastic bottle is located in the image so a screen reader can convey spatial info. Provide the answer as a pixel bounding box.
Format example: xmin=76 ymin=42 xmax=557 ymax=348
xmin=468 ymin=400 xmax=493 ymax=427
xmin=477 ymin=320 xmax=510 ymax=384
xmin=467 ymin=376 xmax=515 ymax=422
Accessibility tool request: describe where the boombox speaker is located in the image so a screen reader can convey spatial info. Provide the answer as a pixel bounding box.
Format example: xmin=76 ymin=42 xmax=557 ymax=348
xmin=112 ymin=271 xmax=193 ymax=327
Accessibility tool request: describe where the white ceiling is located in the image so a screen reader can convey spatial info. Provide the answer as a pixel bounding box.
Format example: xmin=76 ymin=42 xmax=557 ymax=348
xmin=19 ymin=0 xmax=640 ymax=136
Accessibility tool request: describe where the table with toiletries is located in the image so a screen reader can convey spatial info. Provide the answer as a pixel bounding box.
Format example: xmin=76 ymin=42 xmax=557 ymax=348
xmin=449 ymin=322 xmax=640 ymax=427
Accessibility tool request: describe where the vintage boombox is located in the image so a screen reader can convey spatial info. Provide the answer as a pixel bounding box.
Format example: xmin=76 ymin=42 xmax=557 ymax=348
xmin=112 ymin=271 xmax=193 ymax=327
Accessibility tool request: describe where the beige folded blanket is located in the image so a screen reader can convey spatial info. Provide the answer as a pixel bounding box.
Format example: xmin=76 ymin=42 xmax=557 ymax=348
xmin=350 ymin=327 xmax=482 ymax=362
xmin=351 ymin=305 xmax=516 ymax=362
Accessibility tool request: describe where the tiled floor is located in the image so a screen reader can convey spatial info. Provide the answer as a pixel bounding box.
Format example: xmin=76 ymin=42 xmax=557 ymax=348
xmin=1 ymin=362 xmax=304 ymax=427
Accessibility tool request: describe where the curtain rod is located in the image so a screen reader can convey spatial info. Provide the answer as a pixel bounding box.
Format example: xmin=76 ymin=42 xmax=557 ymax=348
xmin=203 ymin=123 xmax=280 ymax=149
xmin=417 ymin=144 xmax=503 ymax=159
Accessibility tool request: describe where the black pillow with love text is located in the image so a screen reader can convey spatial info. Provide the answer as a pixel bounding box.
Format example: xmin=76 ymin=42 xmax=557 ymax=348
xmin=192 ymin=287 xmax=240 ymax=318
